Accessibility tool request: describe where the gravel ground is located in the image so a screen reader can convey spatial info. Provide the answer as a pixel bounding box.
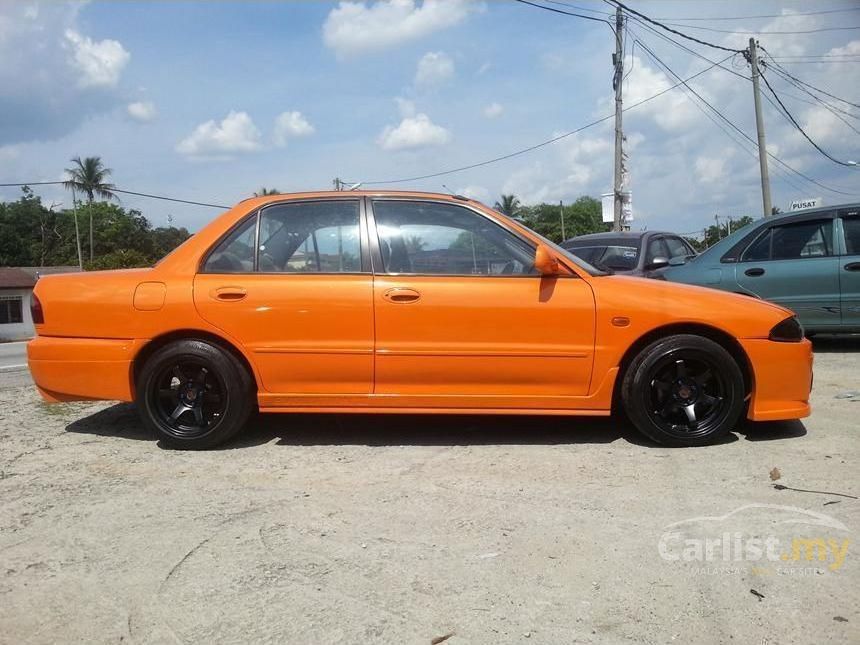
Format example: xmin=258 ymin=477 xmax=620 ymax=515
xmin=1 ymin=339 xmax=858 ymax=644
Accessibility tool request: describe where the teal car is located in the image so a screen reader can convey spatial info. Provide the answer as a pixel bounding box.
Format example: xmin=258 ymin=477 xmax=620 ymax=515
xmin=662 ymin=204 xmax=860 ymax=334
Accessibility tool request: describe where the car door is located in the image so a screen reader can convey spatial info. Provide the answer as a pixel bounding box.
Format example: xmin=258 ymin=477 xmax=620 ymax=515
xmin=194 ymin=198 xmax=374 ymax=395
xmin=734 ymin=214 xmax=841 ymax=330
xmin=838 ymin=207 xmax=860 ymax=329
xmin=368 ymin=198 xmax=596 ymax=403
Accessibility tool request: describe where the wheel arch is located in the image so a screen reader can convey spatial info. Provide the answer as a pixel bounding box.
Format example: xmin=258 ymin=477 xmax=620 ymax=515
xmin=612 ymin=322 xmax=753 ymax=412
xmin=131 ymin=329 xmax=259 ymax=395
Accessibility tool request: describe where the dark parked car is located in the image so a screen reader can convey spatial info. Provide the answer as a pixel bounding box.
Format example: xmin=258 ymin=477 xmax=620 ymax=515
xmin=561 ymin=231 xmax=697 ymax=276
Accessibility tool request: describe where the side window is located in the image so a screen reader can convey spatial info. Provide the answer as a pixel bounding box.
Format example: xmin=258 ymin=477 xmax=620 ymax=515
xmin=645 ymin=237 xmax=668 ymax=264
xmin=664 ymin=236 xmax=691 ymax=259
xmin=843 ymin=216 xmax=860 ymax=255
xmin=372 ymin=200 xmax=536 ymax=275
xmin=742 ymin=219 xmax=833 ymax=261
xmin=258 ymin=201 xmax=361 ymax=273
xmin=203 ymin=216 xmax=257 ymax=272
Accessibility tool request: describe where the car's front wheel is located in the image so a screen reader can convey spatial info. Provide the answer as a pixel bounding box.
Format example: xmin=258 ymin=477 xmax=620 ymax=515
xmin=136 ymin=339 xmax=254 ymax=449
xmin=621 ymin=334 xmax=745 ymax=447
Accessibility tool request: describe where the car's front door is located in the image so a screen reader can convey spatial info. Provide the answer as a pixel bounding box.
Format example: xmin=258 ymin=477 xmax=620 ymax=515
xmin=838 ymin=207 xmax=860 ymax=329
xmin=194 ymin=198 xmax=374 ymax=395
xmin=368 ymin=198 xmax=596 ymax=404
xmin=734 ymin=214 xmax=840 ymax=330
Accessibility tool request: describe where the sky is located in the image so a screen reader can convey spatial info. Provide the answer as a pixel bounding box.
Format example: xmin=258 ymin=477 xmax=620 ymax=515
xmin=0 ymin=0 xmax=859 ymax=235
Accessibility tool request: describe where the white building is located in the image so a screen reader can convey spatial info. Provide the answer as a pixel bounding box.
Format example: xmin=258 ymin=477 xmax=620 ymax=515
xmin=0 ymin=267 xmax=79 ymax=341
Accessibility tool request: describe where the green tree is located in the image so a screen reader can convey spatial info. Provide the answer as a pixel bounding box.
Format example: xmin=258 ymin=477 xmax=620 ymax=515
xmin=687 ymin=215 xmax=756 ymax=251
xmin=255 ymin=187 xmax=280 ymax=196
xmin=494 ymin=194 xmax=521 ymax=218
xmin=63 ymin=156 xmax=118 ymax=262
xmin=519 ymin=197 xmax=607 ymax=243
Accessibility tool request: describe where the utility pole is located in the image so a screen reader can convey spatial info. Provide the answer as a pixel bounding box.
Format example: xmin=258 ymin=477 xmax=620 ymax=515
xmin=332 ymin=177 xmax=343 ymax=191
xmin=71 ymin=188 xmax=83 ymax=271
xmin=612 ymin=6 xmax=624 ymax=232
xmin=559 ymin=200 xmax=566 ymax=240
xmin=748 ymin=38 xmax=773 ymax=218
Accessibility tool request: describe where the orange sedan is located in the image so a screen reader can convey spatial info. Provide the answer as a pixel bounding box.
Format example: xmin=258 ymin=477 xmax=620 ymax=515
xmin=28 ymin=192 xmax=812 ymax=449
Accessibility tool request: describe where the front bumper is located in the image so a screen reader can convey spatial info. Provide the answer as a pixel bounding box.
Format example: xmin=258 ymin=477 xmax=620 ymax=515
xmin=740 ymin=337 xmax=813 ymax=422
xmin=27 ymin=336 xmax=141 ymax=402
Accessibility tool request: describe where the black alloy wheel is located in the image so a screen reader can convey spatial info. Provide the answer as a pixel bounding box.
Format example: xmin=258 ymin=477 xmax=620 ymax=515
xmin=621 ymin=334 xmax=745 ymax=447
xmin=136 ymin=339 xmax=254 ymax=449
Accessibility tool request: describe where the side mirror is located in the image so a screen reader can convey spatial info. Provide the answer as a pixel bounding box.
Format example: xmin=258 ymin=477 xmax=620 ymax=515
xmin=534 ymin=244 xmax=560 ymax=275
xmin=646 ymin=256 xmax=669 ymax=270
xmin=668 ymin=256 xmax=687 ymax=267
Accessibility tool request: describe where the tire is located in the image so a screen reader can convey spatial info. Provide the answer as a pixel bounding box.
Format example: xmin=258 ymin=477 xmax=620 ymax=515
xmin=621 ymin=334 xmax=745 ymax=447
xmin=136 ymin=339 xmax=255 ymax=450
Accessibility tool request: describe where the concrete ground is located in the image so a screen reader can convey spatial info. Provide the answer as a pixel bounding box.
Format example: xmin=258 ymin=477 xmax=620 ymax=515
xmin=0 ymin=341 xmax=27 ymax=372
xmin=0 ymin=339 xmax=858 ymax=644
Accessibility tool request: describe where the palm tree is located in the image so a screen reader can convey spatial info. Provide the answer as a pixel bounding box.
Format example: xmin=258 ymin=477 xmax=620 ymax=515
xmin=63 ymin=157 xmax=117 ymax=262
xmin=494 ymin=194 xmax=521 ymax=218
xmin=254 ymin=187 xmax=280 ymax=196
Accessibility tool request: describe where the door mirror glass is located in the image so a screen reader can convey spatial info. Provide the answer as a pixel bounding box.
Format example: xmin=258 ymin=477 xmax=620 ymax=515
xmin=534 ymin=244 xmax=560 ymax=275
xmin=668 ymin=256 xmax=687 ymax=267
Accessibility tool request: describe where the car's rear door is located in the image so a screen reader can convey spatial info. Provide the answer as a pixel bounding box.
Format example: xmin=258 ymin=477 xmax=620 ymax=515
xmin=194 ymin=198 xmax=375 ymax=396
xmin=838 ymin=207 xmax=860 ymax=329
xmin=367 ymin=198 xmax=596 ymax=404
xmin=734 ymin=213 xmax=840 ymax=330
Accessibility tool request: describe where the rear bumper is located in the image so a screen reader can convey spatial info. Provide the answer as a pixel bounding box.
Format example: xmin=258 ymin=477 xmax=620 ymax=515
xmin=740 ymin=338 xmax=813 ymax=422
xmin=27 ymin=336 xmax=141 ymax=402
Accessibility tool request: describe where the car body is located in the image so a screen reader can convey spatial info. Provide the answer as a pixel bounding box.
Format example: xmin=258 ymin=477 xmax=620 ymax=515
xmin=661 ymin=204 xmax=860 ymax=334
xmin=28 ymin=191 xmax=812 ymax=449
xmin=561 ymin=231 xmax=697 ymax=277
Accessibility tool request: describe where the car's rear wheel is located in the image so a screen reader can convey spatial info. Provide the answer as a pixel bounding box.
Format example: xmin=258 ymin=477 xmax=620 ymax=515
xmin=136 ymin=339 xmax=254 ymax=449
xmin=621 ymin=334 xmax=745 ymax=447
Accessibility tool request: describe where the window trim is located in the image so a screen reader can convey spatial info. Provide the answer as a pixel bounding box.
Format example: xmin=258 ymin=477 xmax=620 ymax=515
xmin=198 ymin=197 xmax=368 ymax=275
xmin=721 ymin=211 xmax=836 ymax=263
xmin=366 ymin=197 xmax=556 ymax=278
xmin=737 ymin=216 xmax=835 ymax=263
xmin=0 ymin=295 xmax=24 ymax=325
xmin=837 ymin=208 xmax=860 ymax=256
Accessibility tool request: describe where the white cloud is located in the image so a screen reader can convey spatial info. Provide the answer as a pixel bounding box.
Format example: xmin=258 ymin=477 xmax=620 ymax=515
xmin=323 ymin=0 xmax=479 ymax=58
xmin=273 ymin=111 xmax=315 ymax=146
xmin=483 ymin=102 xmax=503 ymax=118
xmin=414 ymin=51 xmax=454 ymax=88
xmin=64 ymin=29 xmax=130 ymax=88
xmin=622 ymin=57 xmax=701 ymax=131
xmin=378 ymin=113 xmax=450 ymax=150
xmin=176 ymin=111 xmax=262 ymax=158
xmin=127 ymin=101 xmax=157 ymax=122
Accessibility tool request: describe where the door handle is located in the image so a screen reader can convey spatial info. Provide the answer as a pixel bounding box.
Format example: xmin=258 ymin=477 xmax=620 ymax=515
xmin=383 ymin=287 xmax=421 ymax=304
xmin=845 ymin=262 xmax=860 ymax=272
xmin=211 ymin=287 xmax=247 ymax=302
xmin=744 ymin=267 xmax=765 ymax=277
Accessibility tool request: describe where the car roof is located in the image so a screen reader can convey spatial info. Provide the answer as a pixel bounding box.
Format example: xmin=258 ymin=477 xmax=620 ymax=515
xmin=564 ymin=231 xmax=674 ymax=243
xmin=236 ymin=190 xmax=479 ymax=210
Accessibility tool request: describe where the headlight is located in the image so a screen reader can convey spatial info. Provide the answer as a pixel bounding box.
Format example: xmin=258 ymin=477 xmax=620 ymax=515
xmin=769 ymin=316 xmax=804 ymax=342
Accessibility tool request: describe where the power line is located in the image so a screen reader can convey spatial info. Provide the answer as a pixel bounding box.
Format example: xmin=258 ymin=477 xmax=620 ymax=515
xmin=631 ymin=37 xmax=859 ymax=197
xmin=762 ymin=63 xmax=860 ymax=122
xmin=660 ymin=22 xmax=860 ymax=36
xmin=604 ymin=1 xmax=745 ymax=53
xmin=757 ymin=69 xmax=858 ymax=167
xmin=0 ymin=182 xmax=230 ymax=209
xmin=346 ymin=56 xmax=732 ymax=186
xmin=630 ymin=35 xmax=811 ymax=197
xmin=760 ymin=52 xmax=860 ymax=109
xmin=513 ymin=0 xmax=613 ymax=26
xmin=655 ymin=7 xmax=860 ymax=21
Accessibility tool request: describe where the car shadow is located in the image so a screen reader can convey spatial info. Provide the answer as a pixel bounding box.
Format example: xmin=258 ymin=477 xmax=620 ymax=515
xmin=811 ymin=334 xmax=860 ymax=353
xmin=65 ymin=404 xmax=806 ymax=450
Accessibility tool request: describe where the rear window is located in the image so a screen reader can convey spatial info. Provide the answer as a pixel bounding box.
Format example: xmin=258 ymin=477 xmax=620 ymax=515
xmin=566 ymin=244 xmax=639 ymax=271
